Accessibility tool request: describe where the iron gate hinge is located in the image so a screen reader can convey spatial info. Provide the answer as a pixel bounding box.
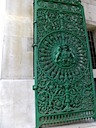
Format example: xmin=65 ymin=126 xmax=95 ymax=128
xmin=32 ymin=44 xmax=38 ymax=47
xmin=33 ymin=85 xmax=38 ymax=90
xmin=33 ymin=21 xmax=37 ymax=24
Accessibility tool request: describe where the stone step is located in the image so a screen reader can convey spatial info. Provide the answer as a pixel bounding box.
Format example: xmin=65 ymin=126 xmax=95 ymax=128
xmin=49 ymin=122 xmax=96 ymax=128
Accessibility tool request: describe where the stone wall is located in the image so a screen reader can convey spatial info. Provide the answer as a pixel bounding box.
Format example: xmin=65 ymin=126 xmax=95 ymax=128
xmin=0 ymin=0 xmax=35 ymax=128
xmin=0 ymin=0 xmax=96 ymax=128
xmin=2 ymin=0 xmax=33 ymax=79
xmin=82 ymin=0 xmax=96 ymax=30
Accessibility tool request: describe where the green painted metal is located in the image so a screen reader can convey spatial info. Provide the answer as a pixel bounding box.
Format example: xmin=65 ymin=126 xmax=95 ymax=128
xmin=33 ymin=0 xmax=96 ymax=128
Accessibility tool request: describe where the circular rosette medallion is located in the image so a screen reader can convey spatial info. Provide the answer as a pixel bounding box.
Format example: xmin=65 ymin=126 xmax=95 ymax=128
xmin=38 ymin=31 xmax=88 ymax=83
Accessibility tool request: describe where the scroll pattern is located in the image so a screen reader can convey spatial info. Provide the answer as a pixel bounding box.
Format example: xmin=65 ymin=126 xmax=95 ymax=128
xmin=37 ymin=9 xmax=86 ymax=45
xmin=36 ymin=3 xmax=94 ymax=116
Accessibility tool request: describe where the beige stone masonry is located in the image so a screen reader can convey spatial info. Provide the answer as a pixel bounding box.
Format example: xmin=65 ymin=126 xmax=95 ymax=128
xmin=2 ymin=36 xmax=33 ymax=79
xmin=0 ymin=0 xmax=96 ymax=128
xmin=1 ymin=0 xmax=33 ymax=79
xmin=82 ymin=0 xmax=96 ymax=28
xmin=0 ymin=80 xmax=35 ymax=128
xmin=6 ymin=0 xmax=32 ymax=17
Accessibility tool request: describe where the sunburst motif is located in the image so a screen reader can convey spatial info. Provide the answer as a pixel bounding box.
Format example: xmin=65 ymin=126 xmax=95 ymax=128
xmin=38 ymin=31 xmax=88 ymax=83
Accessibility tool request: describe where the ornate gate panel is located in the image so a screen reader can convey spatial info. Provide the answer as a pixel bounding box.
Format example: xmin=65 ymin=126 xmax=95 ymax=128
xmin=33 ymin=0 xmax=96 ymax=128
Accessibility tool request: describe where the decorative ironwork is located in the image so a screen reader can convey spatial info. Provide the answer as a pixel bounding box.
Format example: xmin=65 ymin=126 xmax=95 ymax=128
xmin=33 ymin=0 xmax=96 ymax=128
xmin=38 ymin=31 xmax=88 ymax=84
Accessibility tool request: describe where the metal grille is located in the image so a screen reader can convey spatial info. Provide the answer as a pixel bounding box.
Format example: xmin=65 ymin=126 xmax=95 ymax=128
xmin=94 ymin=78 xmax=96 ymax=91
xmin=88 ymin=31 xmax=96 ymax=69
xmin=33 ymin=0 xmax=96 ymax=127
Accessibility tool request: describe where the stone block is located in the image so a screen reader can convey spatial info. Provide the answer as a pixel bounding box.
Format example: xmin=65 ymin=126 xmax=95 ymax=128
xmin=82 ymin=0 xmax=91 ymax=4
xmin=50 ymin=122 xmax=96 ymax=128
xmin=6 ymin=0 xmax=33 ymax=17
xmin=82 ymin=2 xmax=92 ymax=21
xmin=82 ymin=2 xmax=96 ymax=25
xmin=88 ymin=5 xmax=96 ymax=22
xmin=4 ymin=15 xmax=33 ymax=37
xmin=90 ymin=0 xmax=96 ymax=6
xmin=93 ymin=69 xmax=96 ymax=78
xmin=0 ymin=36 xmax=4 ymax=79
xmin=1 ymin=36 xmax=33 ymax=79
xmin=0 ymin=107 xmax=2 ymax=127
xmin=0 ymin=80 xmax=35 ymax=128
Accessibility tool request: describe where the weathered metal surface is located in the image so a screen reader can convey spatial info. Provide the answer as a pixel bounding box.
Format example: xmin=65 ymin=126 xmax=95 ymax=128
xmin=33 ymin=0 xmax=96 ymax=128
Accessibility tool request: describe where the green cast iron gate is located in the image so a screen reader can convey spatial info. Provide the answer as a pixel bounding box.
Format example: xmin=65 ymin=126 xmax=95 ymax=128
xmin=33 ymin=0 xmax=96 ymax=128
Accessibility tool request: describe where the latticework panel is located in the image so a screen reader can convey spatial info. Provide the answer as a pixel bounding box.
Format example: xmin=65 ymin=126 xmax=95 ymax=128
xmin=33 ymin=0 xmax=96 ymax=128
